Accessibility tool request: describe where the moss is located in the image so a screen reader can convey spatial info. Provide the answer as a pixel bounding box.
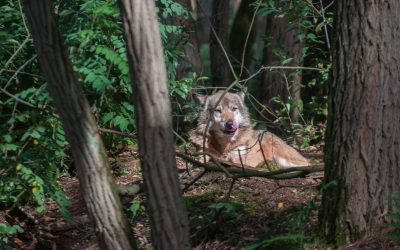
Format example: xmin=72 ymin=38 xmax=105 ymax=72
xmin=256 ymin=160 xmax=280 ymax=171
xmin=349 ymin=227 xmax=366 ymax=242
xmin=334 ymin=229 xmax=347 ymax=246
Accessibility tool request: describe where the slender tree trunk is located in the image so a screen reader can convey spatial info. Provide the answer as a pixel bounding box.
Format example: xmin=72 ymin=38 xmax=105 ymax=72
xmin=118 ymin=1 xmax=191 ymax=249
xmin=210 ymin=0 xmax=231 ymax=86
xmin=320 ymin=0 xmax=400 ymax=244
xmin=259 ymin=3 xmax=304 ymax=128
xmin=21 ymin=1 xmax=136 ymax=249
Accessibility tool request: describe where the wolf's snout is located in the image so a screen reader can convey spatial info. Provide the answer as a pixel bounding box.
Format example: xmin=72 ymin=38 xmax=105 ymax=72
xmin=226 ymin=120 xmax=234 ymax=129
xmin=225 ymin=120 xmax=238 ymax=132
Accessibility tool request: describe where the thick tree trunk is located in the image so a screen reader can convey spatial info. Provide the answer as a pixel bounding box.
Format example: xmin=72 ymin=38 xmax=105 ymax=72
xmin=21 ymin=1 xmax=136 ymax=249
xmin=320 ymin=0 xmax=400 ymax=244
xmin=167 ymin=0 xmax=203 ymax=78
xmin=229 ymin=0 xmax=257 ymax=77
xmin=259 ymin=4 xmax=304 ymax=128
xmin=118 ymin=1 xmax=191 ymax=249
xmin=210 ymin=0 xmax=231 ymax=86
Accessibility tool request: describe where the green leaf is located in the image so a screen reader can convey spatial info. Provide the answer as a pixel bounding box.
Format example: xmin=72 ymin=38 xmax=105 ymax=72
xmin=102 ymin=112 xmax=115 ymax=124
xmin=128 ymin=199 xmax=141 ymax=217
xmin=2 ymin=134 xmax=13 ymax=143
xmin=30 ymin=130 xmax=41 ymax=139
xmin=114 ymin=115 xmax=129 ymax=131
xmin=1 ymin=143 xmax=18 ymax=152
xmin=282 ymin=58 xmax=293 ymax=65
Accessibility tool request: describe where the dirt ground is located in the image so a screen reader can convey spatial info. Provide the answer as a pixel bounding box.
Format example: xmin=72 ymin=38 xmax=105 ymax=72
xmin=1 ymin=146 xmax=397 ymax=249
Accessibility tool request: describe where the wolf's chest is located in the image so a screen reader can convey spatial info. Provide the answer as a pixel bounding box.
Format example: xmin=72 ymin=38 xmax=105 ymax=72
xmin=222 ymin=145 xmax=250 ymax=162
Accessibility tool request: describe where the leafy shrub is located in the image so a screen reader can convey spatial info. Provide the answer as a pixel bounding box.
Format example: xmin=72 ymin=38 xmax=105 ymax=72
xmin=0 ymin=223 xmax=23 ymax=247
xmin=0 ymin=0 xmax=196 ymax=238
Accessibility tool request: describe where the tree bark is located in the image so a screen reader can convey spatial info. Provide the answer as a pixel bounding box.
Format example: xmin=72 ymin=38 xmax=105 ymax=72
xmin=320 ymin=0 xmax=400 ymax=244
xmin=259 ymin=3 xmax=304 ymax=128
xmin=21 ymin=1 xmax=136 ymax=249
xmin=210 ymin=0 xmax=231 ymax=86
xmin=167 ymin=0 xmax=203 ymax=79
xmin=229 ymin=0 xmax=257 ymax=77
xmin=118 ymin=1 xmax=191 ymax=249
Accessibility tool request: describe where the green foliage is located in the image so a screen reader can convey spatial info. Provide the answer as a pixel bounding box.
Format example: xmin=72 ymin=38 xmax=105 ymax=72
xmin=208 ymin=201 xmax=243 ymax=219
xmin=1 ymin=0 xmax=197 ymax=242
xmin=0 ymin=223 xmax=23 ymax=247
xmin=384 ymin=189 xmax=400 ymax=240
xmin=0 ymin=2 xmax=194 ymax=250
xmin=0 ymin=4 xmax=72 ymax=241
xmin=127 ymin=198 xmax=145 ymax=219
xmin=59 ymin=0 xmax=134 ymax=137
xmin=185 ymin=192 xmax=215 ymax=208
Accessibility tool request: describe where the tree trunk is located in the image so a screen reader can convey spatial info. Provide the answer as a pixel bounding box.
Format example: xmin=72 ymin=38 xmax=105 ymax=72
xmin=21 ymin=1 xmax=136 ymax=249
xmin=229 ymin=0 xmax=257 ymax=78
xmin=320 ymin=0 xmax=400 ymax=244
xmin=259 ymin=3 xmax=304 ymax=128
xmin=118 ymin=1 xmax=191 ymax=249
xmin=167 ymin=0 xmax=203 ymax=79
xmin=210 ymin=0 xmax=231 ymax=86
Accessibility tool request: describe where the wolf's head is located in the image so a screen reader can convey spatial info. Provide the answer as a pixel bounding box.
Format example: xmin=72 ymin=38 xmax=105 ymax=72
xmin=194 ymin=90 xmax=251 ymax=139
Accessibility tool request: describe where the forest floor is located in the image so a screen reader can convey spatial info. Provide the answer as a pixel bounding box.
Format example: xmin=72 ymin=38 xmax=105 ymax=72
xmin=1 ymin=146 xmax=397 ymax=249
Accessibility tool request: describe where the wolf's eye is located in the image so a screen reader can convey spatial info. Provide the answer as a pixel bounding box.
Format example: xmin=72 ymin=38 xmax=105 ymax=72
xmin=232 ymin=106 xmax=238 ymax=111
xmin=214 ymin=108 xmax=222 ymax=113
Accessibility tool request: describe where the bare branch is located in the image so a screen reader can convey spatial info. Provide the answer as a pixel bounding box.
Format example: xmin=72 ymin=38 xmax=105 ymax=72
xmin=3 ymin=55 xmax=37 ymax=90
xmin=0 ymin=36 xmax=31 ymax=76
xmin=0 ymin=86 xmax=36 ymax=108
xmin=238 ymin=2 xmax=260 ymax=79
xmin=319 ymin=0 xmax=331 ymax=50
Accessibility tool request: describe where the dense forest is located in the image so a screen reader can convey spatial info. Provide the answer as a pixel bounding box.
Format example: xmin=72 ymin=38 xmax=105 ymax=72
xmin=1 ymin=0 xmax=399 ymax=249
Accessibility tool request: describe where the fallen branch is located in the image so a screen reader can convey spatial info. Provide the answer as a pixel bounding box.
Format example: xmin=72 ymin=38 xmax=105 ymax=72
xmin=175 ymin=152 xmax=324 ymax=180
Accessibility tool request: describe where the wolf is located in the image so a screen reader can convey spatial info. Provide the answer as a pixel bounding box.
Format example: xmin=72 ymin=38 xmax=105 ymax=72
xmin=189 ymin=90 xmax=310 ymax=169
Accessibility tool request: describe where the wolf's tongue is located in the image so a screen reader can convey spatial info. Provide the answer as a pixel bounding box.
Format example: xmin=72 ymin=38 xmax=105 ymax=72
xmin=227 ymin=122 xmax=239 ymax=131
xmin=231 ymin=122 xmax=239 ymax=130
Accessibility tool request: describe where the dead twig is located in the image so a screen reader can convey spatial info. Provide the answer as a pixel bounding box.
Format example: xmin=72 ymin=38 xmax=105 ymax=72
xmin=225 ymin=178 xmax=236 ymax=199
xmin=182 ymin=170 xmax=208 ymax=192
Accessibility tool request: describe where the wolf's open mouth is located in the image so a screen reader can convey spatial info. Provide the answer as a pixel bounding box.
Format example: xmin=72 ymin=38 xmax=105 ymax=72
xmin=223 ymin=128 xmax=237 ymax=135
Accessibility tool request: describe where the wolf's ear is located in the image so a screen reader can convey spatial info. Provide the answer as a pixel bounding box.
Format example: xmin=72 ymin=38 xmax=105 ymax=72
xmin=237 ymin=89 xmax=246 ymax=102
xmin=193 ymin=93 xmax=208 ymax=107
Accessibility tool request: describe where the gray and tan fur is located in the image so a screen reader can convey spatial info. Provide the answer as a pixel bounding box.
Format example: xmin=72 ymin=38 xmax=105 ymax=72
xmin=189 ymin=90 xmax=310 ymax=169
